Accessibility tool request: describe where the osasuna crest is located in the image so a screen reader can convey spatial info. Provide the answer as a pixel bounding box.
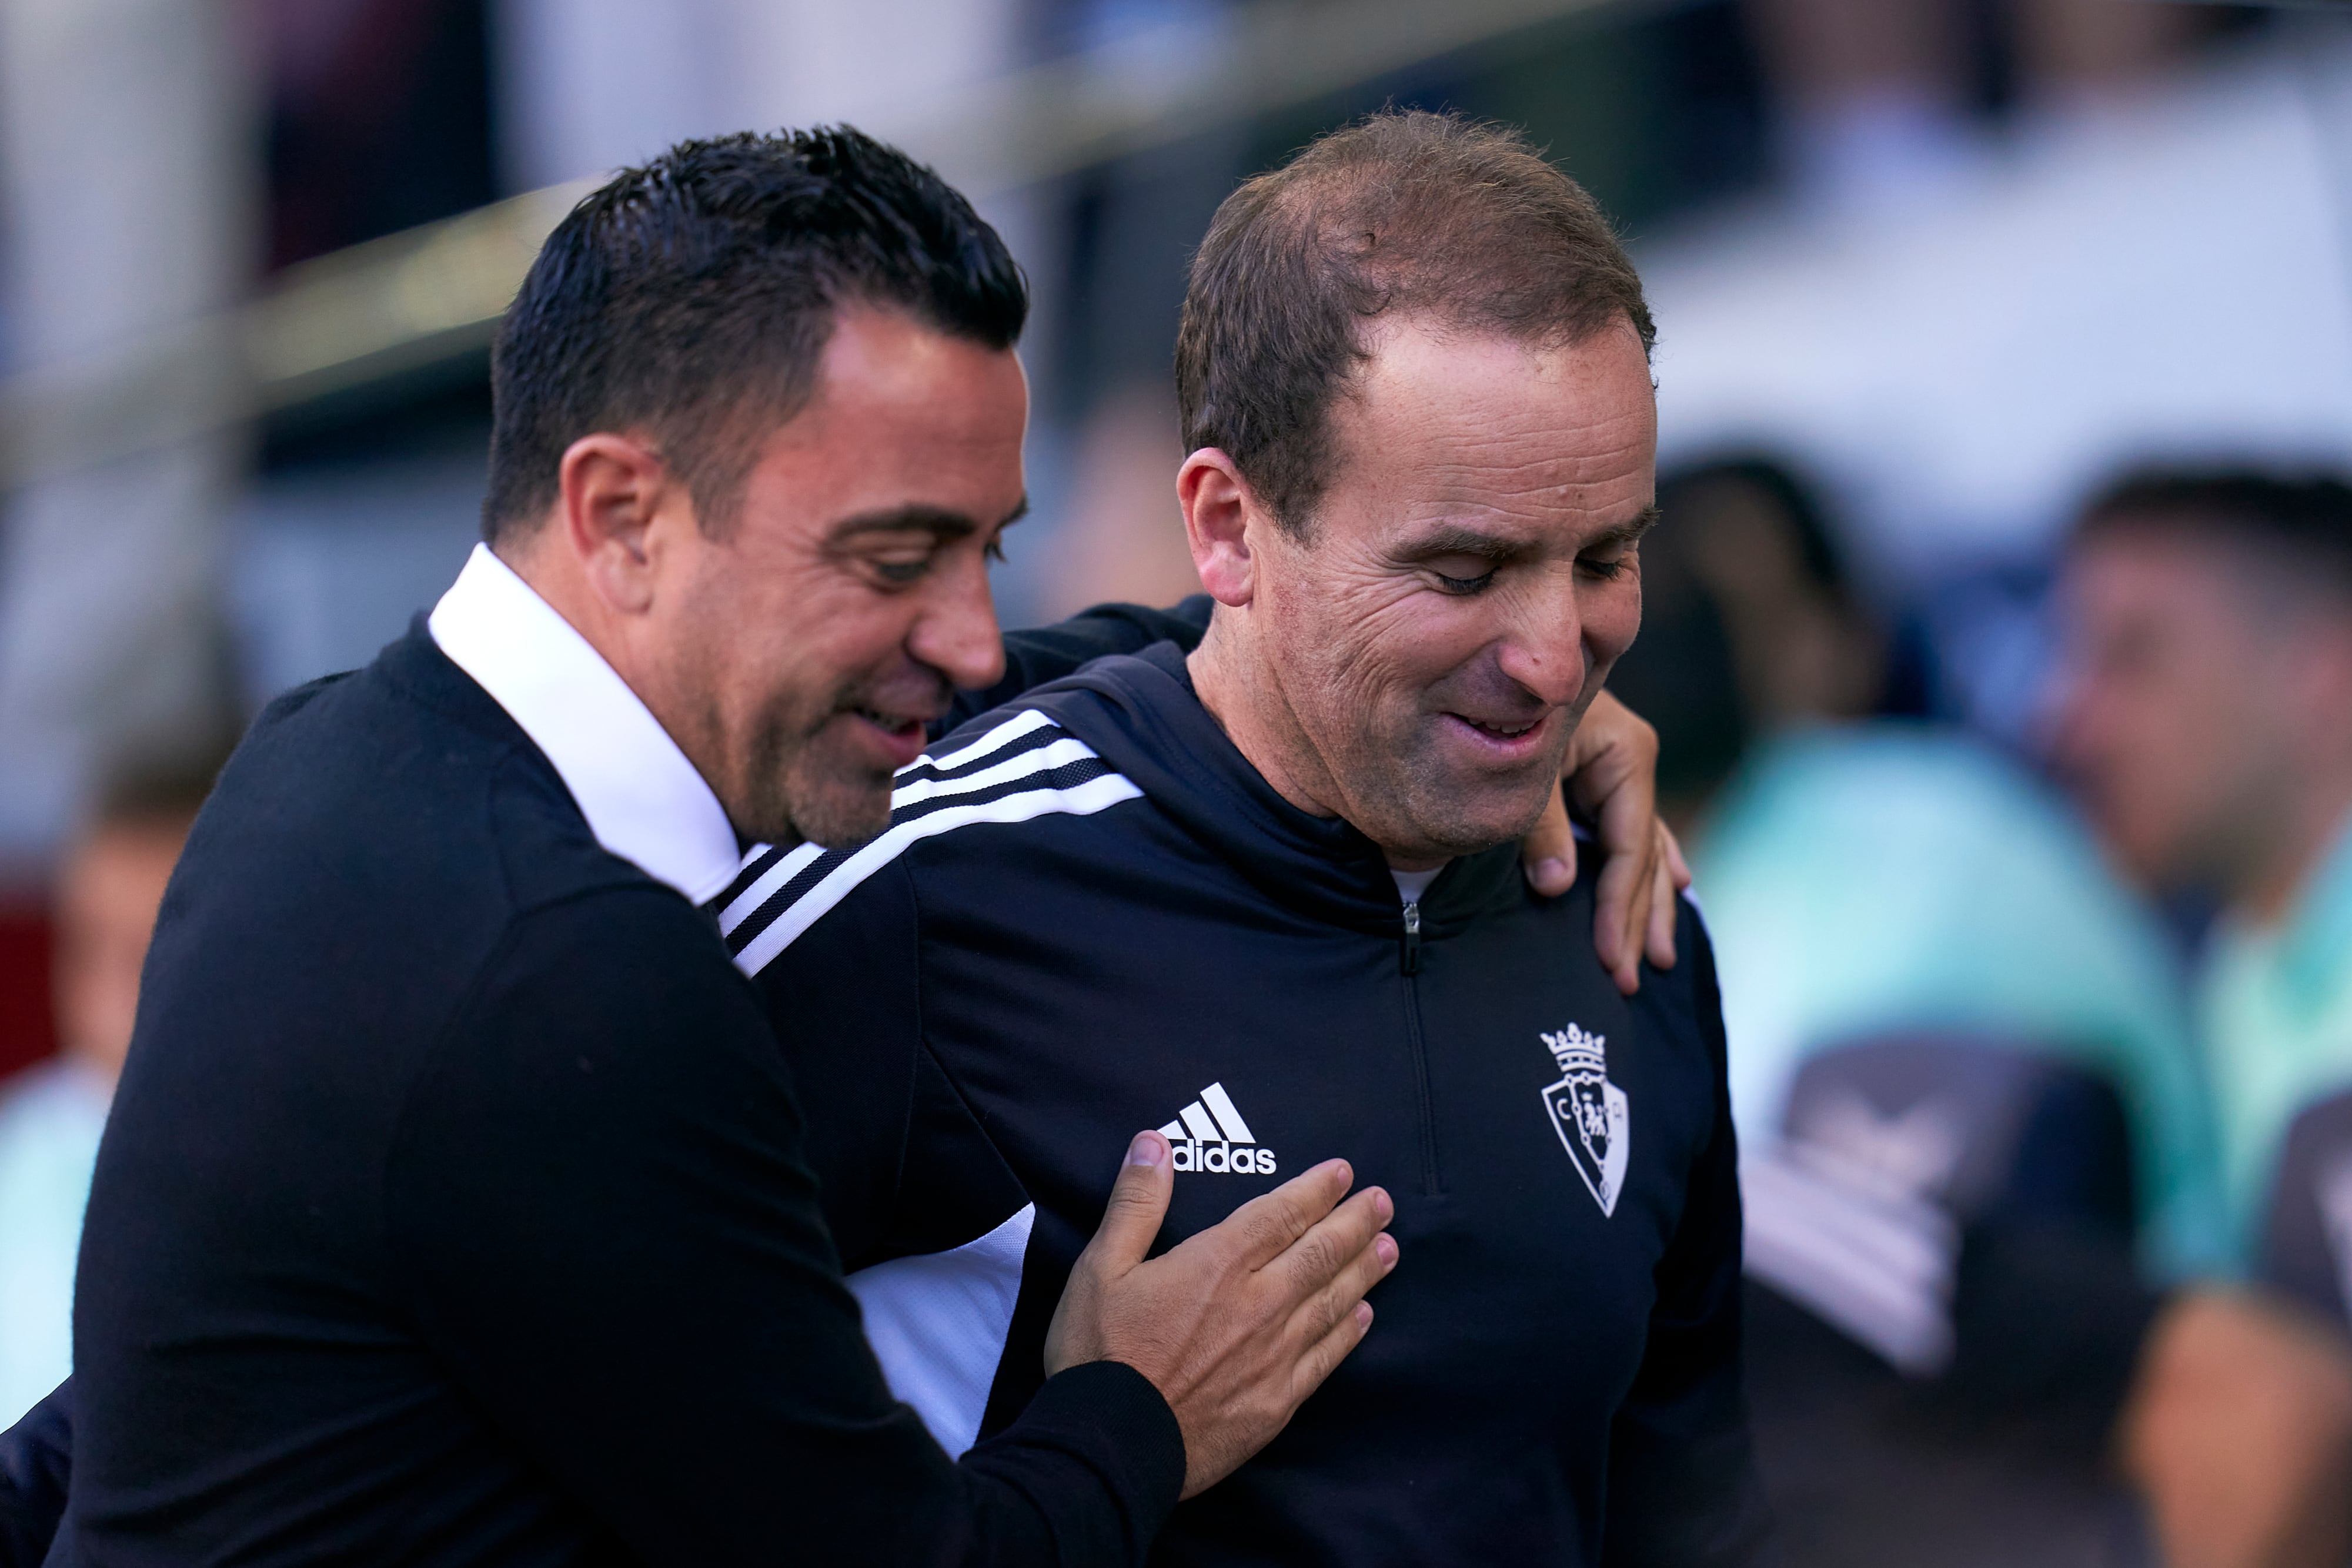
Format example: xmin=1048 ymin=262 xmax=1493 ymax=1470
xmin=1541 ymin=1025 xmax=1630 ymax=1216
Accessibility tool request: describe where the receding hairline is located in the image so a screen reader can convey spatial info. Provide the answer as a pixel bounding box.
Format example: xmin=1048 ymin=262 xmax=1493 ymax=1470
xmin=1176 ymin=109 xmax=1655 ymax=538
xmin=1300 ymin=308 xmax=1656 ymax=516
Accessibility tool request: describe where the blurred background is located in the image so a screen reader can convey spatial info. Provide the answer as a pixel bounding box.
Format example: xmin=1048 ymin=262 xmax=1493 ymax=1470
xmin=5 ymin=1 xmax=2352 ymax=1563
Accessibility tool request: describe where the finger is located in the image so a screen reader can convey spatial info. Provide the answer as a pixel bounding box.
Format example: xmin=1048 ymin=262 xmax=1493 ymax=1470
xmin=1287 ymin=1231 xmax=1398 ymax=1348
xmin=1618 ymin=818 xmax=1662 ymax=995
xmin=1521 ymin=781 xmax=1576 ymax=898
xmin=1201 ymin=1158 xmax=1355 ymax=1271
xmin=1662 ymin=823 xmax=1692 ymax=891
xmin=1288 ymin=1299 xmax=1375 ymax=1410
xmin=1572 ymin=708 xmax=1661 ymax=997
xmin=1267 ymin=1185 xmax=1392 ymax=1300
xmin=1075 ymin=1131 xmax=1174 ymax=1278
xmin=1644 ymin=829 xmax=1681 ymax=972
xmin=1593 ymin=833 xmax=1644 ymax=996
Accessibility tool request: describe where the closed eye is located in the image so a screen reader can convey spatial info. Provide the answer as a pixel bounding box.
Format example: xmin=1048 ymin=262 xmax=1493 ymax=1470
xmin=1422 ymin=550 xmax=1502 ymax=596
xmin=868 ymin=549 xmax=936 ymax=585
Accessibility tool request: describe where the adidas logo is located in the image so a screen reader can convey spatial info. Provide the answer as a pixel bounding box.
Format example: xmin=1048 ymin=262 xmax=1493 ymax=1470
xmin=1157 ymin=1082 xmax=1276 ymax=1175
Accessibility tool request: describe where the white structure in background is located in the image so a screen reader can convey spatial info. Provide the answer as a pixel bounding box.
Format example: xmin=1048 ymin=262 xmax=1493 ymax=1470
xmin=492 ymin=0 xmax=1043 ymax=281
xmin=0 ymin=0 xmax=254 ymax=868
xmin=1640 ymin=25 xmax=2352 ymax=596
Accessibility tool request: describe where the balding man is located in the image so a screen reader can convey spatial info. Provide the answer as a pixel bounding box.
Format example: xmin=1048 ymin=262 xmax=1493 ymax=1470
xmin=729 ymin=112 xmax=1765 ymax=1566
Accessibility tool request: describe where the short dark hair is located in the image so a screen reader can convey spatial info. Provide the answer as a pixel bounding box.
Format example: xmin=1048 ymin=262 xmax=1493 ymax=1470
xmin=2073 ymin=468 xmax=2352 ymax=604
xmin=1174 ymin=110 xmax=1654 ymax=535
xmin=482 ymin=127 xmax=1027 ymax=543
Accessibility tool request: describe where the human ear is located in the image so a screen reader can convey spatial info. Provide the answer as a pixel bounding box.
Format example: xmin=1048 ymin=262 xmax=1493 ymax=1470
xmin=556 ymin=433 xmax=681 ymax=616
xmin=1179 ymin=449 xmax=1263 ymax=607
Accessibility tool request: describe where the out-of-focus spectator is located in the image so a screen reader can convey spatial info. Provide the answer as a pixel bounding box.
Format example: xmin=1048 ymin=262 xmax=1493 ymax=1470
xmin=0 ymin=761 xmax=212 ymax=1427
xmin=2053 ymin=470 xmax=2352 ymax=1568
xmin=1609 ymin=457 xmax=2224 ymax=1566
xmin=1615 ymin=460 xmax=2220 ymax=1273
xmin=2056 ymin=475 xmax=2352 ymax=1230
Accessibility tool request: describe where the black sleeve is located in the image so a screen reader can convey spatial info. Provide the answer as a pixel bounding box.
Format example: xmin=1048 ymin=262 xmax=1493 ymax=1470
xmin=386 ymin=885 xmax=1182 ymax=1567
xmin=0 ymin=1380 xmax=71 ymax=1568
xmin=1602 ymin=918 xmax=1776 ymax=1568
xmin=946 ymin=597 xmax=1214 ymax=734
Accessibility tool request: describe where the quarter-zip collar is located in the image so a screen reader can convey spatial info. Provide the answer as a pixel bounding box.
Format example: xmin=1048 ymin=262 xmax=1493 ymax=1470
xmin=1028 ymin=641 xmax=1523 ymax=940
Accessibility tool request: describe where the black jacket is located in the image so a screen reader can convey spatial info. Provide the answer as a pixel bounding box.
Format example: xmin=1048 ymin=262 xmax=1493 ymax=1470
xmin=50 ymin=624 xmax=1184 ymax=1567
xmin=728 ymin=643 xmax=1770 ymax=1567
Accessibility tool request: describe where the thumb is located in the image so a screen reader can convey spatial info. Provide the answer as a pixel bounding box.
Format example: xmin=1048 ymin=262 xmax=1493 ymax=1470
xmin=1081 ymin=1131 xmax=1174 ymax=1278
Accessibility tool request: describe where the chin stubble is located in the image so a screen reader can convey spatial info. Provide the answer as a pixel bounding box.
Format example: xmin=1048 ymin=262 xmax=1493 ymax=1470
xmin=740 ymin=701 xmax=899 ymax=851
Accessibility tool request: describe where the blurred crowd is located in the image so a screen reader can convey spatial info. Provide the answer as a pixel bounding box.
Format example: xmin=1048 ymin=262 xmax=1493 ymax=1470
xmin=4 ymin=1 xmax=2352 ymax=1565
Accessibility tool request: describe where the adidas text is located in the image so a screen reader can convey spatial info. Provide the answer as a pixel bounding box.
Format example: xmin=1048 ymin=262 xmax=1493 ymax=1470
xmin=1157 ymin=1081 xmax=1275 ymax=1176
xmin=1170 ymin=1142 xmax=1277 ymax=1175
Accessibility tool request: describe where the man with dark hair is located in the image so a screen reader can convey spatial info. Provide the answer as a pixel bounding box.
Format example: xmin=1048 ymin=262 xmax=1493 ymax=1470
xmin=729 ymin=112 xmax=1764 ymax=1565
xmin=46 ymin=128 xmax=1409 ymax=1567
xmin=2054 ymin=469 xmax=2352 ymax=1568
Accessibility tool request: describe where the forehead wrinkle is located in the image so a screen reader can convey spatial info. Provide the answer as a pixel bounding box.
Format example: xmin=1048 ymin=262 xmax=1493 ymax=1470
xmin=1406 ymin=407 xmax=1651 ymax=482
xmin=1411 ymin=441 xmax=1651 ymax=519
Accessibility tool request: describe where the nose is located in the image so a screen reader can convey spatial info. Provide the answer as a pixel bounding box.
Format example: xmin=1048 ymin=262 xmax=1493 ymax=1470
xmin=1492 ymin=575 xmax=1589 ymax=710
xmin=907 ymin=552 xmax=1007 ymax=694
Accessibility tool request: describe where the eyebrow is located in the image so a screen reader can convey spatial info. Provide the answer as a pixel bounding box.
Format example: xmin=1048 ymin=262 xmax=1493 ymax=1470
xmin=1586 ymin=503 xmax=1663 ymax=553
xmin=828 ymin=495 xmax=1030 ymax=543
xmin=1397 ymin=503 xmax=1663 ymax=561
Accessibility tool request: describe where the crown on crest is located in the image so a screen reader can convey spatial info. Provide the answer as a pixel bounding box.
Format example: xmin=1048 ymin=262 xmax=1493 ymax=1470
xmin=1542 ymin=1024 xmax=1606 ymax=1077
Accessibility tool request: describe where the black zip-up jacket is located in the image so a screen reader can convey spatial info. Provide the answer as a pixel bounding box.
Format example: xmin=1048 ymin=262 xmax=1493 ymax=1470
xmin=724 ymin=643 xmax=1770 ymax=1567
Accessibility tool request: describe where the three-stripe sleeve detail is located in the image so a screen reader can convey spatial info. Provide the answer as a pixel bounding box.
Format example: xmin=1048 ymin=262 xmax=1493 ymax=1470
xmin=714 ymin=711 xmax=1142 ymax=978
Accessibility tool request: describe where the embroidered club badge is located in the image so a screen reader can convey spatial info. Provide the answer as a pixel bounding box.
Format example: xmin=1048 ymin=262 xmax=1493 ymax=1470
xmin=1541 ymin=1025 xmax=1629 ymax=1216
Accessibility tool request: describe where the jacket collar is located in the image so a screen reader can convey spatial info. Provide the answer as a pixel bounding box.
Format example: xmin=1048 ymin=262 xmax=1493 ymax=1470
xmin=425 ymin=544 xmax=742 ymax=905
xmin=1030 ymin=642 xmax=1522 ymax=938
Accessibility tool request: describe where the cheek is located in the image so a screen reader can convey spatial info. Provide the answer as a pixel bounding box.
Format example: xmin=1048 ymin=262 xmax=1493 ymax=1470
xmin=1289 ymin=589 xmax=1477 ymax=716
xmin=1583 ymin=577 xmax=1643 ymax=666
xmin=2105 ymin=678 xmax=2240 ymax=823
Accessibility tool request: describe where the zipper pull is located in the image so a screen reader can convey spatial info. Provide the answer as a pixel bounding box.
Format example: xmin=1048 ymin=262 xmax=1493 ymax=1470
xmin=1401 ymin=900 xmax=1422 ymax=975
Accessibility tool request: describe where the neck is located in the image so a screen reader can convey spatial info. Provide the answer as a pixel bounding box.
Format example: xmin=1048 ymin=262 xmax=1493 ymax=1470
xmin=493 ymin=536 xmax=740 ymax=835
xmin=1187 ymin=617 xmax=1447 ymax=874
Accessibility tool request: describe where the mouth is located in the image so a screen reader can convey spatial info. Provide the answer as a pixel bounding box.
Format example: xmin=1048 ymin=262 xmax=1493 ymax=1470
xmin=844 ymin=704 xmax=935 ymax=769
xmin=1439 ymin=709 xmax=1555 ymax=759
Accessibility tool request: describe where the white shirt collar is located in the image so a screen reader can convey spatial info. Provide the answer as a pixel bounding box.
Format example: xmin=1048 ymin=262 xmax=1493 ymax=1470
xmin=427 ymin=543 xmax=743 ymax=905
